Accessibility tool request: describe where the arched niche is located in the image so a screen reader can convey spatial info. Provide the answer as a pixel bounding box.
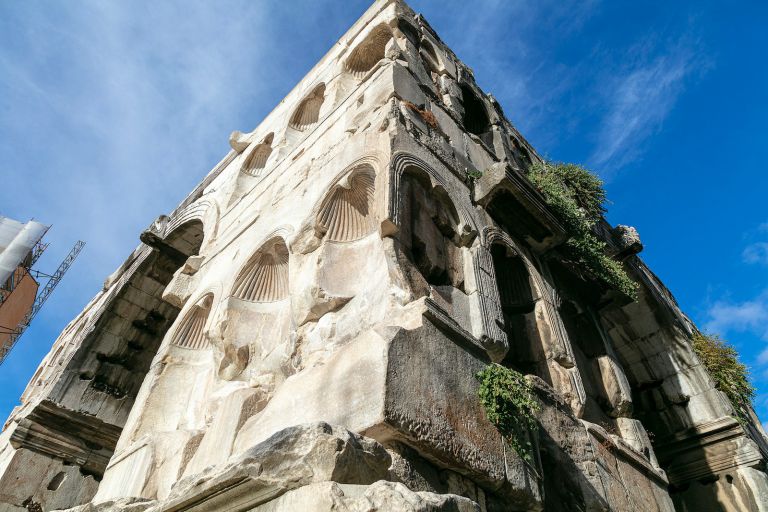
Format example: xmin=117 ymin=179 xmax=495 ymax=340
xmin=386 ymin=153 xmax=477 ymax=242
xmin=400 ymin=167 xmax=464 ymax=291
xmin=169 ymin=294 xmax=213 ymax=350
xmin=289 ymin=83 xmax=326 ymax=132
xmin=241 ymin=133 xmax=274 ymax=177
xmin=490 ymin=242 xmax=542 ymax=375
xmin=460 ymin=84 xmax=493 ymax=146
xmin=22 ymin=215 xmax=214 ymax=485
xmin=163 ymin=198 xmax=219 ymax=254
xmin=548 ymin=260 xmax=636 ymax=425
xmin=345 ymin=24 xmax=392 ymax=78
xmin=232 ymin=237 xmax=289 ymax=302
xmin=218 ymin=234 xmax=294 ymax=383
xmin=164 ymin=219 xmax=205 ymax=258
xmin=316 ymin=165 xmax=377 ymax=243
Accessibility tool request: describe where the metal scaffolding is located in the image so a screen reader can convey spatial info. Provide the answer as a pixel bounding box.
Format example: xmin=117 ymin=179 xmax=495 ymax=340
xmin=0 ymin=240 xmax=85 ymax=365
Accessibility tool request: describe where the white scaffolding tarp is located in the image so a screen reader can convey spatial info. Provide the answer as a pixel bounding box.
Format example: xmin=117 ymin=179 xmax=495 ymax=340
xmin=0 ymin=216 xmax=49 ymax=286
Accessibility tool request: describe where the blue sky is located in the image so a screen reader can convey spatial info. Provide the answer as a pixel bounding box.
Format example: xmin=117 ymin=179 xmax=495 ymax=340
xmin=1 ymin=1 xmax=767 ymax=427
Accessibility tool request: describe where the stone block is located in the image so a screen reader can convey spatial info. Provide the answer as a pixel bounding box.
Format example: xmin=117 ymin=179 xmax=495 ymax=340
xmin=593 ymin=355 xmax=633 ymax=418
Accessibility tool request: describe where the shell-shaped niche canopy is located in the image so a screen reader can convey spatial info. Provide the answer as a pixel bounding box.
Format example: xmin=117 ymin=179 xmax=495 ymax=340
xmin=170 ymin=294 xmax=213 ymax=350
xmin=345 ymin=24 xmax=393 ymax=78
xmin=232 ymin=238 xmax=289 ymax=302
xmin=289 ymin=84 xmax=326 ymax=132
xmin=241 ymin=133 xmax=274 ymax=177
xmin=317 ymin=165 xmax=376 ymax=243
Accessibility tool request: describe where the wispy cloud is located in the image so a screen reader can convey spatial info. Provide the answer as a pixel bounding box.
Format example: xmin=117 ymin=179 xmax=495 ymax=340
xmin=704 ymin=290 xmax=768 ymax=341
xmin=742 ymin=222 xmax=768 ymax=265
xmin=590 ymin=37 xmax=705 ymax=172
xmin=744 ymin=243 xmax=768 ymax=265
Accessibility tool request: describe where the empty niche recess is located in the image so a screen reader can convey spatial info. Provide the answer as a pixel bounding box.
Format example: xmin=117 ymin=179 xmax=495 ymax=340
xmin=232 ymin=238 xmax=289 ymax=302
xmin=170 ymin=295 xmax=212 ymax=350
xmin=241 ymin=133 xmax=274 ymax=176
xmin=317 ymin=166 xmax=376 ymax=242
xmin=460 ymin=84 xmax=491 ymax=136
xmin=420 ymin=40 xmax=440 ymax=74
xmin=289 ymin=84 xmax=326 ymax=131
xmin=345 ymin=24 xmax=392 ymax=78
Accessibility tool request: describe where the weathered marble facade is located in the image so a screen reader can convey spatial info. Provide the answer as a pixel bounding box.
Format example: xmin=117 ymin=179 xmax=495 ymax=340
xmin=1 ymin=1 xmax=767 ymax=511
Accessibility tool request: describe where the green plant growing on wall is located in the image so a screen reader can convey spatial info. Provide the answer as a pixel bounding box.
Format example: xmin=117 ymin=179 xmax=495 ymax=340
xmin=476 ymin=364 xmax=540 ymax=463
xmin=692 ymin=332 xmax=755 ymax=423
xmin=465 ymin=168 xmax=483 ymax=182
xmin=527 ymin=161 xmax=638 ymax=300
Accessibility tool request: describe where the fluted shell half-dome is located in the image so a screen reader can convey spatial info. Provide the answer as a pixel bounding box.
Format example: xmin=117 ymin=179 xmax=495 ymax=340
xmin=170 ymin=296 xmax=212 ymax=349
xmin=317 ymin=168 xmax=376 ymax=242
xmin=345 ymin=24 xmax=392 ymax=78
xmin=289 ymin=84 xmax=325 ymax=132
xmin=232 ymin=239 xmax=289 ymax=302
xmin=241 ymin=143 xmax=273 ymax=177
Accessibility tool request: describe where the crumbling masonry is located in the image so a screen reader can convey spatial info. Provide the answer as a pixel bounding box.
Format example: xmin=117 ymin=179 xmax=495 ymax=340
xmin=1 ymin=1 xmax=767 ymax=511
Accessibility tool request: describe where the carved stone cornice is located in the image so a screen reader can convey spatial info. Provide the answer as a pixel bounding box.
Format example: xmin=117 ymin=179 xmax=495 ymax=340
xmin=655 ymin=416 xmax=764 ymax=485
xmin=473 ymin=162 xmax=566 ymax=251
xmin=9 ymin=399 xmax=122 ymax=476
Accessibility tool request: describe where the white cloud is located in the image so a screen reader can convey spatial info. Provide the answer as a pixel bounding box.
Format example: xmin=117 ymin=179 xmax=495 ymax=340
xmin=744 ymin=242 xmax=768 ymax=265
xmin=589 ymin=39 xmax=703 ymax=172
xmin=704 ymin=291 xmax=768 ymax=341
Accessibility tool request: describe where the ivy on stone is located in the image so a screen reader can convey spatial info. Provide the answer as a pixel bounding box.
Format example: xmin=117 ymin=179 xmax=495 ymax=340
xmin=691 ymin=332 xmax=755 ymax=424
xmin=465 ymin=168 xmax=483 ymax=182
xmin=476 ymin=364 xmax=540 ymax=462
xmin=527 ymin=161 xmax=638 ymax=300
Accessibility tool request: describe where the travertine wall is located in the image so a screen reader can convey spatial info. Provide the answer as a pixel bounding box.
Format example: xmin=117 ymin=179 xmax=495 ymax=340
xmin=1 ymin=1 xmax=766 ymax=511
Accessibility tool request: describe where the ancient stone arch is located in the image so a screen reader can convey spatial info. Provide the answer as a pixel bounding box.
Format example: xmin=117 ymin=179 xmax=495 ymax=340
xmin=386 ymin=152 xmax=475 ymax=238
xmin=232 ymin=237 xmax=290 ymax=302
xmin=163 ymin=198 xmax=219 ymax=252
xmin=345 ymin=23 xmax=392 ymax=78
xmin=289 ymin=83 xmax=325 ymax=132
xmin=5 ymin=2 xmax=767 ymax=510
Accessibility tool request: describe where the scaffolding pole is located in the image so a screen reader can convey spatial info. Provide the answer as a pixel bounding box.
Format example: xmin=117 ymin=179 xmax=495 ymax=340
xmin=0 ymin=240 xmax=85 ymax=365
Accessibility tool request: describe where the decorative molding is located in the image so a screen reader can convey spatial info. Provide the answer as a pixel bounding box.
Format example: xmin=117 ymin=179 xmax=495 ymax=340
xmin=232 ymin=238 xmax=289 ymax=302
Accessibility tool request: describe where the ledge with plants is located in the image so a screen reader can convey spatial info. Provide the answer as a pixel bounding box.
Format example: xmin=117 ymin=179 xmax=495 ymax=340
xmin=691 ymin=332 xmax=755 ymax=424
xmin=526 ymin=161 xmax=638 ymax=301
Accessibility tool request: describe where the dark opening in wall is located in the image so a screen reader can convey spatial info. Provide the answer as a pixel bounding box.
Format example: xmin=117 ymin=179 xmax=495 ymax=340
xmin=487 ymin=190 xmax=552 ymax=244
xmin=460 ymin=84 xmax=491 ymax=138
xmin=47 ymin=471 xmax=67 ymax=491
xmin=400 ymin=169 xmax=464 ymax=292
xmin=491 ymin=244 xmax=539 ymax=375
